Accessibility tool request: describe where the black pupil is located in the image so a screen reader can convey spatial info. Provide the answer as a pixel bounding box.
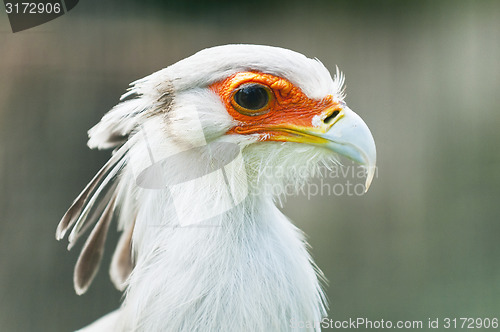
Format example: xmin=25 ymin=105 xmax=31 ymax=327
xmin=234 ymin=85 xmax=269 ymax=111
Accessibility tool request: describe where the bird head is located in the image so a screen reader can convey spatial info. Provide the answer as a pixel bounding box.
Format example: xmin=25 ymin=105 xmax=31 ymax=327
xmin=90 ymin=45 xmax=376 ymax=197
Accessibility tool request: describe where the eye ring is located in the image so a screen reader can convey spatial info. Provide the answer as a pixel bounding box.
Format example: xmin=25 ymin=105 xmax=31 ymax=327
xmin=231 ymin=83 xmax=273 ymax=116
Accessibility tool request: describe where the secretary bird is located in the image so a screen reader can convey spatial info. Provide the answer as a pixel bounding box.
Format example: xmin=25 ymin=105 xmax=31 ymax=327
xmin=56 ymin=44 xmax=376 ymax=332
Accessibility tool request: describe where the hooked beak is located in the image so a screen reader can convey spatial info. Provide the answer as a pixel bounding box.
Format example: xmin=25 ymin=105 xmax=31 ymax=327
xmin=231 ymin=102 xmax=376 ymax=190
xmin=257 ymin=105 xmax=377 ymax=191
xmin=316 ymin=106 xmax=376 ymax=191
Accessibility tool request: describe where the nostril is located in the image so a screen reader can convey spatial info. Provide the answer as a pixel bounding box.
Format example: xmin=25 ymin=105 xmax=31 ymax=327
xmin=324 ymin=110 xmax=340 ymax=125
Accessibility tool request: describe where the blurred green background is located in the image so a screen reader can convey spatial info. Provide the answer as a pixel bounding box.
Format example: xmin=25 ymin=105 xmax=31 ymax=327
xmin=1 ymin=1 xmax=499 ymax=331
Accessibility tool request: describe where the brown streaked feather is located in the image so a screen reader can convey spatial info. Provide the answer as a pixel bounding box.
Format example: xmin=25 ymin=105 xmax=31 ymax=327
xmin=56 ymin=145 xmax=127 ymax=240
xmin=67 ymin=181 xmax=119 ymax=251
xmin=55 ymin=164 xmax=111 ymax=241
xmin=74 ymin=195 xmax=117 ymax=295
xmin=102 ymin=133 xmax=128 ymax=147
xmin=109 ymin=220 xmax=135 ymax=291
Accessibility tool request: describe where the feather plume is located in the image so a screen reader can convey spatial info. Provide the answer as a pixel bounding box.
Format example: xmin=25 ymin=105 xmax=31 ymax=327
xmin=56 ymin=144 xmax=127 ymax=241
xmin=74 ymin=194 xmax=117 ymax=295
xmin=109 ymin=220 xmax=135 ymax=291
xmin=67 ymin=181 xmax=119 ymax=250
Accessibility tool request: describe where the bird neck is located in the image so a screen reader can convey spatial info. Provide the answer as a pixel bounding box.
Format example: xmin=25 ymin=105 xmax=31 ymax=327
xmin=122 ymin=192 xmax=326 ymax=331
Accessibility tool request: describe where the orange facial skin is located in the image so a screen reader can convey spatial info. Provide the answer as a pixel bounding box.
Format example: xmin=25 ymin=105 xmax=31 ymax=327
xmin=210 ymin=72 xmax=342 ymax=143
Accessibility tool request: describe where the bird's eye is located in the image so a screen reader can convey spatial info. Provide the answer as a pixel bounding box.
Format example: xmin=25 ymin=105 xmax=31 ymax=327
xmin=231 ymin=83 xmax=272 ymax=116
